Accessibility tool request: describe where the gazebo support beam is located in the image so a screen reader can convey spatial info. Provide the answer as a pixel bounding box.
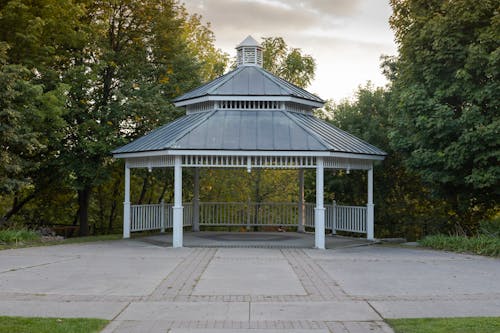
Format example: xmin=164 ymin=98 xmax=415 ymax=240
xmin=315 ymin=157 xmax=325 ymax=249
xmin=192 ymin=168 xmax=200 ymax=232
xmin=173 ymin=156 xmax=183 ymax=247
xmin=298 ymin=169 xmax=305 ymax=233
xmin=367 ymin=166 xmax=374 ymax=240
xmin=123 ymin=162 xmax=131 ymax=239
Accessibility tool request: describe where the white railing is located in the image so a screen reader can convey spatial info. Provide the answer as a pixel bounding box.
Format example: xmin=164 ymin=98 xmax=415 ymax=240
xmin=130 ymin=201 xmax=367 ymax=234
xmin=199 ymin=202 xmax=300 ymax=226
xmin=326 ymin=202 xmax=367 ymax=234
xmin=304 ymin=203 xmax=315 ymax=227
xmin=165 ymin=203 xmax=193 ymax=229
xmin=131 ymin=203 xmax=164 ymax=232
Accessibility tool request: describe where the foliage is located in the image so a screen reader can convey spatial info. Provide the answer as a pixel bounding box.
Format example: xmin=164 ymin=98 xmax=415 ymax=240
xmin=200 ymin=169 xmax=299 ymax=203
xmin=387 ymin=317 xmax=500 ymax=333
xmin=387 ymin=0 xmax=500 ymax=228
xmin=479 ymin=215 xmax=500 ymax=238
xmin=420 ymin=234 xmax=500 ymax=257
xmin=323 ymin=84 xmax=450 ymax=240
xmin=261 ymin=37 xmax=316 ymax=88
xmin=0 ymin=0 xmax=227 ymax=234
xmin=0 ymin=62 xmax=66 ymax=194
xmin=0 ymin=316 xmax=108 ymax=333
xmin=0 ymin=229 xmax=39 ymax=244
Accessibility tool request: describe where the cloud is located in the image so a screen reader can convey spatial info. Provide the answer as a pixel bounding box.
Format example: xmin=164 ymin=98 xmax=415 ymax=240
xmin=185 ymin=0 xmax=319 ymax=34
xmin=182 ymin=0 xmax=397 ymax=100
xmin=298 ymin=0 xmax=362 ymax=17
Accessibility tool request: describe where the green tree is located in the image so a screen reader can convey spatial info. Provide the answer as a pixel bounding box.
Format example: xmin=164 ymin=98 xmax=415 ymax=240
xmin=324 ymin=84 xmax=450 ymax=239
xmin=261 ymin=37 xmax=316 ymax=88
xmin=387 ymin=0 xmax=499 ymax=230
xmin=59 ymin=0 xmax=228 ymax=235
xmin=0 ymin=40 xmax=68 ymax=226
xmin=0 ymin=0 xmax=228 ymax=234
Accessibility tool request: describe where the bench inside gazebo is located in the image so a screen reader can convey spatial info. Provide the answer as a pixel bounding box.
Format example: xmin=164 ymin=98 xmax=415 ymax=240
xmin=112 ymin=36 xmax=386 ymax=249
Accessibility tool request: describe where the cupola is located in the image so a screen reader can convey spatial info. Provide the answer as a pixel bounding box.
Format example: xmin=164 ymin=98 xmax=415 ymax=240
xmin=236 ymin=35 xmax=263 ymax=67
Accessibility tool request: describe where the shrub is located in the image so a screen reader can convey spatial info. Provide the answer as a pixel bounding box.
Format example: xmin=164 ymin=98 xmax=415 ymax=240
xmin=420 ymin=234 xmax=500 ymax=257
xmin=480 ymin=216 xmax=500 ymax=238
xmin=0 ymin=229 xmax=40 ymax=244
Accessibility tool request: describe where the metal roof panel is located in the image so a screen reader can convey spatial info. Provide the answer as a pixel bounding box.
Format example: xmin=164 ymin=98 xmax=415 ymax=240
xmin=112 ymin=110 xmax=386 ymax=157
xmin=173 ymin=66 xmax=323 ymax=104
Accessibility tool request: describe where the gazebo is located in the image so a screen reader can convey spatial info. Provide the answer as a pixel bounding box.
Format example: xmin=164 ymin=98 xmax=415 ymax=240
xmin=112 ymin=36 xmax=386 ymax=249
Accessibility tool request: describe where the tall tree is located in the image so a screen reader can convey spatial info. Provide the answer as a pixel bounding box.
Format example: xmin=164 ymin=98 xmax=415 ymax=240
xmin=59 ymin=0 xmax=227 ymax=235
xmin=0 ymin=0 xmax=228 ymax=233
xmin=324 ymin=84 xmax=451 ymax=239
xmin=261 ymin=37 xmax=316 ymax=88
xmin=387 ymin=0 xmax=499 ymax=228
xmin=0 ymin=0 xmax=79 ymax=225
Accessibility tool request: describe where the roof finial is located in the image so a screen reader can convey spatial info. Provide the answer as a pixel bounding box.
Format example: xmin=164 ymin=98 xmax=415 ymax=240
xmin=236 ymin=35 xmax=263 ymax=67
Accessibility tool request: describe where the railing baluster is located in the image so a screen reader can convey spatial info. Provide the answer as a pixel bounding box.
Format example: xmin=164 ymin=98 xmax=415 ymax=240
xmin=128 ymin=202 xmax=368 ymax=234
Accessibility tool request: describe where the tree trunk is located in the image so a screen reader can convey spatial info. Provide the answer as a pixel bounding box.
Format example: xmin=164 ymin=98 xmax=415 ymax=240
xmin=78 ymin=186 xmax=92 ymax=236
xmin=0 ymin=192 xmax=36 ymax=227
xmin=107 ymin=177 xmax=121 ymax=234
xmin=137 ymin=173 xmax=149 ymax=204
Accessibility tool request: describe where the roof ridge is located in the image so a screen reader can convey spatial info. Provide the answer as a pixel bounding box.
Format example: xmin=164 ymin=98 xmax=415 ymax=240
xmin=258 ymin=67 xmax=294 ymax=95
xmin=304 ymin=114 xmax=388 ymax=155
xmin=173 ymin=67 xmax=242 ymax=102
xmin=205 ymin=66 xmax=243 ymax=95
xmin=168 ymin=110 xmax=219 ymax=148
xmin=281 ymin=111 xmax=332 ymax=150
xmin=257 ymin=67 xmax=324 ymax=103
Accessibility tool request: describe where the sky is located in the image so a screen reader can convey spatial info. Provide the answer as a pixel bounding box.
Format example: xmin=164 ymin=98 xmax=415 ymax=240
xmin=184 ymin=0 xmax=398 ymax=102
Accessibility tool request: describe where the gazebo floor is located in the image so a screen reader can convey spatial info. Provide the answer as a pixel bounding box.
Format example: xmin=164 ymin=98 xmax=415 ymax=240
xmin=137 ymin=231 xmax=375 ymax=249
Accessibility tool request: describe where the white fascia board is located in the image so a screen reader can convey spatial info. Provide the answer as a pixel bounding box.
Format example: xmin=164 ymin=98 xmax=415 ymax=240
xmin=174 ymin=95 xmax=323 ymax=108
xmin=168 ymin=150 xmax=331 ymax=157
xmin=329 ymin=152 xmax=386 ymax=160
xmin=114 ymin=149 xmax=385 ymax=160
xmin=114 ymin=150 xmax=330 ymax=159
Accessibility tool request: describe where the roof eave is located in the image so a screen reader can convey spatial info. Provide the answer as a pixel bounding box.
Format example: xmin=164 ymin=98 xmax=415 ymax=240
xmin=113 ymin=149 xmax=386 ymax=160
xmin=174 ymin=95 xmax=324 ymax=108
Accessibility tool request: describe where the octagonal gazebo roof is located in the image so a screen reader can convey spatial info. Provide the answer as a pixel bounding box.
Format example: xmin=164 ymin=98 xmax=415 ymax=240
xmin=113 ymin=36 xmax=386 ymax=166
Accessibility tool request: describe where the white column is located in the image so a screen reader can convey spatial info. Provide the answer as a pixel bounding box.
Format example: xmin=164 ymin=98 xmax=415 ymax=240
xmin=123 ymin=162 xmax=131 ymax=239
xmin=192 ymin=168 xmax=200 ymax=232
xmin=298 ymin=169 xmax=305 ymax=232
xmin=315 ymin=157 xmax=325 ymax=249
xmin=173 ymin=156 xmax=183 ymax=248
xmin=367 ymin=165 xmax=375 ymax=240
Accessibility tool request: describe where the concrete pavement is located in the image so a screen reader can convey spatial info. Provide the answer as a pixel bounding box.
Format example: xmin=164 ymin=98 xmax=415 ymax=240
xmin=0 ymin=233 xmax=499 ymax=332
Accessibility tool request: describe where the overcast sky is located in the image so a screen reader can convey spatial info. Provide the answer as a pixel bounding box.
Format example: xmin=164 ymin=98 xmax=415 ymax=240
xmin=184 ymin=0 xmax=398 ymax=101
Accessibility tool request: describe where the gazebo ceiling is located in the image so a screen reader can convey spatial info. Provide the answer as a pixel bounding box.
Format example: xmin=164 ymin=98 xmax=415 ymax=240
xmin=112 ymin=109 xmax=386 ymax=157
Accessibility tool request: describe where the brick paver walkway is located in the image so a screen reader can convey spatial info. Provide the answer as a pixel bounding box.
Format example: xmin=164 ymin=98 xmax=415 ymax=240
xmin=2 ymin=234 xmax=499 ymax=332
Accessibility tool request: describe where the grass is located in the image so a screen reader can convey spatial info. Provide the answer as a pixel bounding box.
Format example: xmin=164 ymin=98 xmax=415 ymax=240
xmin=0 ymin=231 xmax=121 ymax=250
xmin=0 ymin=229 xmax=40 ymax=244
xmin=387 ymin=317 xmax=500 ymax=333
xmin=420 ymin=234 xmax=500 ymax=257
xmin=0 ymin=316 xmax=108 ymax=333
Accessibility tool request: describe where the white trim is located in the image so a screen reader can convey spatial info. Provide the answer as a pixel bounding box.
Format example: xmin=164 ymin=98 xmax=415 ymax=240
xmin=114 ymin=150 xmax=327 ymax=159
xmin=329 ymin=152 xmax=385 ymax=160
xmin=173 ymin=156 xmax=183 ymax=248
xmin=118 ymin=155 xmax=381 ymax=171
xmin=366 ymin=166 xmax=374 ymax=241
xmin=315 ymin=157 xmax=325 ymax=249
xmin=174 ymin=95 xmax=324 ymax=108
xmin=123 ymin=163 xmax=131 ymax=239
xmin=114 ymin=150 xmax=385 ymax=161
